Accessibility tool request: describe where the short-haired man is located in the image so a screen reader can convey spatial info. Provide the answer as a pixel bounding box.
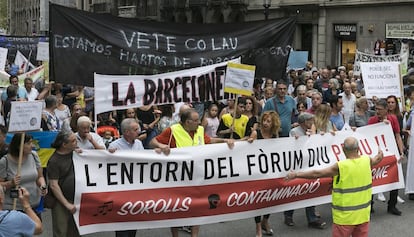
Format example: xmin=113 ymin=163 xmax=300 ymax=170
xmin=217 ymin=97 xmax=249 ymax=139
xmin=150 ymin=108 xmax=234 ymax=237
xmin=330 ymin=95 xmax=345 ymax=130
xmin=24 ymin=77 xmax=39 ymax=101
xmin=108 ymin=118 xmax=144 ymax=237
xmin=262 ymin=81 xmax=296 ymax=137
xmin=1 ymin=75 xmax=27 ymax=101
xmin=339 ymin=82 xmax=356 ymax=124
xmin=306 ymin=91 xmax=323 ymax=115
xmin=286 ymin=137 xmax=384 ymax=237
xmin=0 ymin=187 xmax=43 ymax=235
xmin=368 ymin=99 xmax=404 ymax=215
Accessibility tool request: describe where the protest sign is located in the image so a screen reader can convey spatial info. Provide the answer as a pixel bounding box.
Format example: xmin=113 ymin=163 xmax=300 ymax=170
xmin=0 ymin=47 xmax=7 ymax=71
xmin=287 ymin=51 xmax=308 ymax=70
xmin=8 ymin=101 xmax=43 ymax=132
xmin=353 ymin=50 xmax=401 ymax=76
xmin=36 ymin=42 xmax=49 ymax=61
xmin=224 ymin=62 xmax=255 ymax=96
xmin=94 ymin=59 xmax=239 ymax=114
xmin=50 ymin=4 xmax=296 ymax=86
xmin=360 ymin=62 xmax=401 ymax=98
xmin=73 ymin=123 xmax=403 ymax=234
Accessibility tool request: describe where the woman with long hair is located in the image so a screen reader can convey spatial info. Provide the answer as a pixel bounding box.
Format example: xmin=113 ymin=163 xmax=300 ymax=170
xmin=314 ymin=104 xmax=336 ymax=134
xmin=249 ymin=111 xmax=281 ymax=237
xmin=47 ymin=130 xmax=79 ymax=237
xmin=0 ymin=133 xmax=47 ymax=216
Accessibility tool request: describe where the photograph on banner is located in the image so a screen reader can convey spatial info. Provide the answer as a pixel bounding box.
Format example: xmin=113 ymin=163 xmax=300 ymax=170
xmin=36 ymin=42 xmax=49 ymax=61
xmin=224 ymin=62 xmax=256 ymax=96
xmin=360 ymin=61 xmax=402 ymax=99
xmin=353 ymin=50 xmax=401 ymax=76
xmin=72 ymin=123 xmax=403 ymax=234
xmin=8 ymin=101 xmax=43 ymax=132
xmin=0 ymin=47 xmax=7 ymax=71
xmin=94 ymin=59 xmax=240 ymax=115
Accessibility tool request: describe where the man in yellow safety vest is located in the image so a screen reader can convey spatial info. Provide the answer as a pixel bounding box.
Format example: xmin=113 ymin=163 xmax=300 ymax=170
xmin=285 ymin=137 xmax=383 ymax=237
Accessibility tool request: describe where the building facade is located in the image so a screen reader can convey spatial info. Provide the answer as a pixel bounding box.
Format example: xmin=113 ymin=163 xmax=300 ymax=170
xmin=7 ymin=0 xmax=414 ymax=69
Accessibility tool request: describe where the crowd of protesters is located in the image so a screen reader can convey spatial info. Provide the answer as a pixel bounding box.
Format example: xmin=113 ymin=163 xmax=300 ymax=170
xmin=1 ymin=60 xmax=414 ymax=236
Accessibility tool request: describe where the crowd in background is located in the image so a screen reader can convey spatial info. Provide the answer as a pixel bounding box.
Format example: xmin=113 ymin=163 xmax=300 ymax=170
xmin=1 ymin=60 xmax=414 ymax=236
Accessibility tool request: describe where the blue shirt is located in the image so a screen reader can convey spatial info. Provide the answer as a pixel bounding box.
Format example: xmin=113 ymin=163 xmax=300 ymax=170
xmin=330 ymin=113 xmax=345 ymax=130
xmin=1 ymin=87 xmax=27 ymax=101
xmin=262 ymin=95 xmax=296 ymax=137
xmin=0 ymin=210 xmax=35 ymax=237
xmin=108 ymin=137 xmax=144 ymax=151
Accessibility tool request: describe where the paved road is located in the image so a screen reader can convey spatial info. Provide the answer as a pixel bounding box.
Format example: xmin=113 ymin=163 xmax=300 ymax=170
xmin=39 ymin=191 xmax=413 ymax=237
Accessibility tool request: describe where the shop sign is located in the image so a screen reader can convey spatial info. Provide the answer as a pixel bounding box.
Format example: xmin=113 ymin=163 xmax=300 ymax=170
xmin=334 ymin=24 xmax=357 ymax=40
xmin=386 ymin=23 xmax=414 ymax=39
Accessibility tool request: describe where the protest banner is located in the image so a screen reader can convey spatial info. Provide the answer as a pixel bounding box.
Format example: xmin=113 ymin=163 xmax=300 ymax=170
xmin=224 ymin=62 xmax=255 ymax=96
xmin=0 ymin=35 xmax=48 ymax=64
xmin=94 ymin=59 xmax=239 ymax=114
xmin=353 ymin=50 xmax=401 ymax=76
xmin=73 ymin=123 xmax=404 ymax=234
xmin=360 ymin=62 xmax=401 ymax=98
xmin=8 ymin=101 xmax=43 ymax=132
xmin=49 ymin=4 xmax=296 ymax=87
xmin=0 ymin=47 xmax=7 ymax=71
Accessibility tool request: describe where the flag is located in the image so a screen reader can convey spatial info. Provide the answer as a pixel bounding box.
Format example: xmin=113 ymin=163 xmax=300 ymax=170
xmin=14 ymin=50 xmax=35 ymax=73
xmin=6 ymin=131 xmax=58 ymax=167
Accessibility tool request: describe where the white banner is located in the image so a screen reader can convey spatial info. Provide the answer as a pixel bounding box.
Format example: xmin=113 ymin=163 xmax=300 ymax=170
xmin=360 ymin=62 xmax=402 ymax=99
xmin=94 ymin=59 xmax=240 ymax=114
xmin=0 ymin=47 xmax=7 ymax=71
xmin=73 ymin=123 xmax=404 ymax=235
xmin=353 ymin=50 xmax=401 ymax=76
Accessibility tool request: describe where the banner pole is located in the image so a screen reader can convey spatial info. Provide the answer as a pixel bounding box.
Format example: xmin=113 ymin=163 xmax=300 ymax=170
xmin=12 ymin=132 xmax=25 ymax=210
xmin=230 ymin=95 xmax=239 ymax=139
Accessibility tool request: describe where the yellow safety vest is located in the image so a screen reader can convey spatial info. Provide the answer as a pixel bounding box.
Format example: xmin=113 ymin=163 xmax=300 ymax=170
xmin=332 ymin=155 xmax=372 ymax=225
xmin=221 ymin=113 xmax=249 ymax=138
xmin=171 ymin=123 xmax=205 ymax=148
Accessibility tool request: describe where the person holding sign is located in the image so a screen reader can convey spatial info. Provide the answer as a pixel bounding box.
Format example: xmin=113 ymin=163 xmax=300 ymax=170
xmin=217 ymin=97 xmax=250 ymax=140
xmin=0 ymin=133 xmax=47 ymax=217
xmin=368 ymin=99 xmax=405 ymax=215
xmin=285 ymin=137 xmax=384 ymax=237
xmin=150 ymin=108 xmax=234 ymax=237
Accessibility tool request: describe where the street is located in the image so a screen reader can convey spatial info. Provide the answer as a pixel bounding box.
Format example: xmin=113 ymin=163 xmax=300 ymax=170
xmin=39 ymin=191 xmax=413 ymax=237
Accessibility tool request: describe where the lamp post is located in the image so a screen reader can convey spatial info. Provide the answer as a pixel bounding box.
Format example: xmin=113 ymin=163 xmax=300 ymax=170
xmin=263 ymin=0 xmax=271 ymax=20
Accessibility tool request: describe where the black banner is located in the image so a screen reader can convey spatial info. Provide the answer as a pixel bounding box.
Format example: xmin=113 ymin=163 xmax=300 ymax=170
xmin=50 ymin=4 xmax=296 ymax=87
xmin=0 ymin=35 xmax=48 ymax=64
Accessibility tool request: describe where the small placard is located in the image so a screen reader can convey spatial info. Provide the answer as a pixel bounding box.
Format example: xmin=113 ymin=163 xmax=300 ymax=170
xmin=8 ymin=101 xmax=43 ymax=132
